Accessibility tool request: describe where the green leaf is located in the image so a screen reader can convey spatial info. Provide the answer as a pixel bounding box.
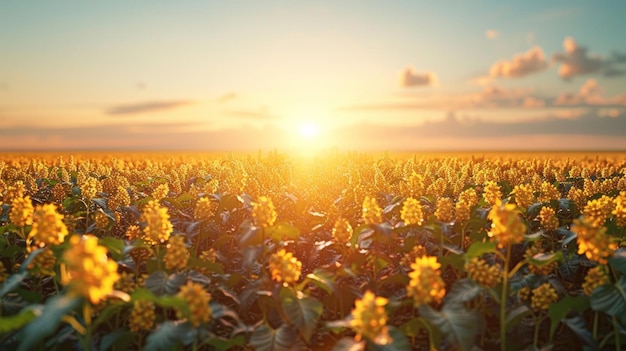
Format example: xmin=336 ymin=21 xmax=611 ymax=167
xmin=609 ymin=250 xmax=626 ymax=275
xmin=445 ymin=279 xmax=482 ymax=304
xmin=92 ymin=197 xmax=108 ymax=210
xmin=238 ymin=225 xmax=261 ymax=248
xmin=0 ymin=307 xmax=38 ymax=333
xmin=590 ymin=276 xmax=626 ymax=324
xmin=17 ymin=295 xmax=81 ymax=351
xmin=465 ymin=241 xmax=496 ymax=260
xmin=145 ymin=271 xmax=186 ymax=296
xmin=0 ymin=272 xmax=28 ymax=298
xmin=419 ymin=303 xmax=481 ymax=351
xmin=267 ymin=222 xmax=300 ymax=243
xmin=98 ymin=237 xmax=125 ymax=261
xmin=145 ymin=321 xmax=193 ymax=351
xmin=280 ymin=287 xmax=323 ymax=342
xmin=131 ymin=288 xmax=188 ymax=311
xmin=548 ymin=295 xmax=590 ymax=341
xmin=99 ymin=329 xmax=135 ymax=351
xmin=505 ymin=305 xmax=531 ymax=332
xmin=249 ymin=324 xmax=303 ymax=351
xmin=527 ymin=251 xmax=564 ymax=267
xmin=563 ymin=316 xmax=597 ymax=349
xmin=303 ymin=269 xmax=336 ymax=294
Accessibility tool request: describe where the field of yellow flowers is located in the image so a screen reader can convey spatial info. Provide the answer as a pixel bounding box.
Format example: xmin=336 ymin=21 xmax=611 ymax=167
xmin=0 ymin=151 xmax=625 ymax=350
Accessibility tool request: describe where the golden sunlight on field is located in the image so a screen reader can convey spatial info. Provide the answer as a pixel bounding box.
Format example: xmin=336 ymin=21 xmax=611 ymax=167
xmin=1 ymin=150 xmax=626 ymax=350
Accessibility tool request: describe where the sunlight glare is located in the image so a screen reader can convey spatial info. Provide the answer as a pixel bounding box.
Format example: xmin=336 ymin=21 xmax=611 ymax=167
xmin=298 ymin=122 xmax=320 ymax=139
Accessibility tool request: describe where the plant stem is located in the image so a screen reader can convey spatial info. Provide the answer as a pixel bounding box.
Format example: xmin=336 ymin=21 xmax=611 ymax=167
xmin=500 ymin=244 xmax=511 ymax=351
xmin=534 ymin=314 xmax=545 ymax=348
xmin=593 ymin=311 xmax=599 ymax=341
xmin=612 ymin=316 xmax=621 ymax=351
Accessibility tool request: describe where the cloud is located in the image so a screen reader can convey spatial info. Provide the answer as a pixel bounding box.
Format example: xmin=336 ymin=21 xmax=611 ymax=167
xmin=216 ymin=93 xmax=237 ymax=103
xmin=106 ymin=100 xmax=194 ymax=115
xmin=486 ymin=29 xmax=498 ymax=39
xmin=399 ymin=67 xmax=437 ymax=87
xmin=553 ymin=37 xmax=604 ymax=80
xmin=489 ymin=46 xmax=549 ymax=78
xmin=223 ymin=108 xmax=279 ymax=120
xmin=0 ymin=122 xmax=291 ymax=151
xmin=554 ymin=78 xmax=626 ymax=106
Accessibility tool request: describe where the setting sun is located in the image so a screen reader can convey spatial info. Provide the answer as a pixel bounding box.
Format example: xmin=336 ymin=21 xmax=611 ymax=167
xmin=298 ymin=122 xmax=320 ymax=139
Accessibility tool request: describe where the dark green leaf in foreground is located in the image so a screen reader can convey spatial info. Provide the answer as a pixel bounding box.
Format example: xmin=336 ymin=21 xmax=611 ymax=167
xmin=419 ymin=303 xmax=481 ymax=351
xmin=145 ymin=321 xmax=194 ymax=351
xmin=590 ymin=276 xmax=626 ymax=325
xmin=0 ymin=307 xmax=38 ymax=333
xmin=17 ymin=294 xmax=81 ymax=351
xmin=465 ymin=241 xmax=497 ymax=260
xmin=250 ymin=324 xmax=304 ymax=351
xmin=280 ymin=287 xmax=323 ymax=342
xmin=145 ymin=271 xmax=186 ymax=296
xmin=445 ymin=278 xmax=482 ymax=304
xmin=548 ymin=295 xmax=589 ymax=341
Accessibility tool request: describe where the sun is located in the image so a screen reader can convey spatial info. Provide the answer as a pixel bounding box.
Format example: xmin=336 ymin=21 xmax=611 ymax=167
xmin=297 ymin=122 xmax=320 ymax=139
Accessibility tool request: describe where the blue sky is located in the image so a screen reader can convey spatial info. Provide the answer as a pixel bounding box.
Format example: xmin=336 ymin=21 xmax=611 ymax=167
xmin=1 ymin=1 xmax=625 ymax=150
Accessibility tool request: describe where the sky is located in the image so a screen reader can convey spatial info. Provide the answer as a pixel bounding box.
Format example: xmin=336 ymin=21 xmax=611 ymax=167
xmin=1 ymin=1 xmax=626 ymax=151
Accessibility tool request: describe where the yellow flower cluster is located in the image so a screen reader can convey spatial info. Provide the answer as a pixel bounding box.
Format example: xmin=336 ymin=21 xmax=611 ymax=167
xmin=406 ymin=256 xmax=446 ymax=306
xmin=61 ymin=235 xmax=119 ymax=304
xmin=435 ymin=197 xmax=454 ymax=223
xmin=109 ymin=185 xmax=130 ymax=210
xmin=572 ymin=218 xmax=617 ymax=265
xmin=513 ymin=184 xmax=534 ymax=209
xmin=459 ymin=188 xmax=478 ymax=207
xmin=269 ymin=249 xmax=302 ymax=284
xmin=407 ymin=171 xmax=425 ymax=197
xmin=129 ymin=300 xmax=156 ymax=332
xmin=82 ymin=176 xmax=101 ymax=201
xmin=28 ymin=203 xmax=68 ymax=247
xmin=349 ymin=291 xmax=391 ymax=345
xmin=27 ymin=247 xmax=56 ymax=277
xmin=538 ymin=182 xmax=560 ymax=203
xmin=9 ymin=196 xmax=34 ymax=227
xmin=483 ymin=181 xmax=502 ymax=207
xmin=583 ymin=196 xmax=613 ymax=228
xmin=465 ymin=257 xmax=502 ymax=288
xmin=400 ymin=245 xmax=427 ymax=268
xmin=140 ymin=200 xmax=173 ymax=244
xmin=582 ymin=266 xmax=610 ymax=296
xmin=530 ymin=283 xmax=558 ymax=311
xmin=194 ymin=197 xmax=214 ymax=221
xmin=332 ymin=218 xmax=353 ymax=245
xmin=614 ymin=191 xmax=626 ymax=226
xmin=165 ymin=235 xmax=189 ymax=271
xmin=400 ymin=197 xmax=424 ymax=226
xmin=524 ymin=245 xmax=556 ymax=275
xmin=125 ymin=225 xmax=142 ymax=241
xmin=252 ymin=196 xmax=277 ymax=228
xmin=538 ymin=206 xmax=559 ymax=232
xmin=362 ymin=196 xmax=382 ymax=225
xmin=176 ymin=281 xmax=211 ymax=327
xmin=455 ymin=200 xmax=471 ymax=223
xmin=151 ymin=183 xmax=169 ymax=202
xmin=518 ymin=286 xmax=530 ymax=301
xmin=487 ymin=200 xmax=526 ymax=249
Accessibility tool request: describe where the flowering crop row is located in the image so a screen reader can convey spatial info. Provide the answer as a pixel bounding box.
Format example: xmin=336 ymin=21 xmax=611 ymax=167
xmin=0 ymin=151 xmax=625 ymax=350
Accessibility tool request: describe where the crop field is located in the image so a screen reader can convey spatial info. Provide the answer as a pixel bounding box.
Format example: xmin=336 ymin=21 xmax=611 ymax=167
xmin=0 ymin=151 xmax=625 ymax=351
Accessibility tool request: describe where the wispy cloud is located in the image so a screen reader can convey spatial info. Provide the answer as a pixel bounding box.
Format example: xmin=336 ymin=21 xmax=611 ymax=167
xmin=399 ymin=67 xmax=437 ymax=87
xmin=216 ymin=93 xmax=237 ymax=103
xmin=489 ymin=46 xmax=549 ymax=78
xmin=485 ymin=29 xmax=498 ymax=39
xmin=106 ymin=100 xmax=194 ymax=115
xmin=223 ymin=108 xmax=279 ymax=120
